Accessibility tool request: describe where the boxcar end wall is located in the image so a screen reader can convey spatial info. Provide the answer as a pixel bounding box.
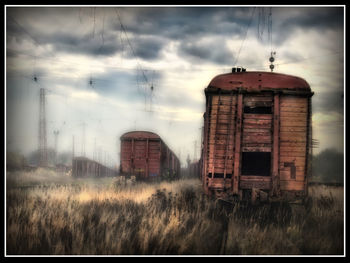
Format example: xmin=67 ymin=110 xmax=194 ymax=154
xmin=120 ymin=131 xmax=180 ymax=180
xmin=201 ymin=70 xmax=313 ymax=200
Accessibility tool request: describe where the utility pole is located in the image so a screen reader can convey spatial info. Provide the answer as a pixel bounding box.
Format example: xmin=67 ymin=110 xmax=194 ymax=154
xmin=193 ymin=140 xmax=197 ymax=161
xmin=54 ymin=130 xmax=59 ymax=165
xmin=81 ymin=122 xmax=86 ymax=157
xmin=98 ymin=147 xmax=102 ymax=163
xmin=93 ymin=138 xmax=97 ymax=161
xmin=187 ymin=154 xmax=191 ymax=168
xmin=72 ymin=135 xmax=75 ymax=158
xmin=39 ymin=88 xmax=48 ymax=167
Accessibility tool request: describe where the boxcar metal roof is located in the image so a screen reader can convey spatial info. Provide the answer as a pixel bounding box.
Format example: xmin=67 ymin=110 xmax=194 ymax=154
xmin=120 ymin=131 xmax=161 ymax=140
xmin=206 ymin=71 xmax=311 ymax=93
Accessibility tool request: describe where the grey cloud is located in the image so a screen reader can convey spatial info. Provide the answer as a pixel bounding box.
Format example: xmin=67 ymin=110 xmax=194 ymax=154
xmin=126 ymin=36 xmax=167 ymax=60
xmin=178 ymin=40 xmax=234 ymax=65
xmin=312 ymin=90 xmax=344 ymax=115
xmin=111 ymin=7 xmax=252 ymax=40
xmin=272 ymin=7 xmax=343 ymax=45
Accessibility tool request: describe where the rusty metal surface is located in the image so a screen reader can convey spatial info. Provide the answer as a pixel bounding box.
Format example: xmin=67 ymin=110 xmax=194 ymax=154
xmin=206 ymin=71 xmax=311 ymax=93
xmin=72 ymin=157 xmax=115 ymax=177
xmin=120 ymin=131 xmax=161 ymax=140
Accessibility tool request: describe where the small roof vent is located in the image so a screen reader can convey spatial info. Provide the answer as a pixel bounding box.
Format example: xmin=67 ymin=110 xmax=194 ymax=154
xmin=232 ymin=67 xmax=246 ymax=73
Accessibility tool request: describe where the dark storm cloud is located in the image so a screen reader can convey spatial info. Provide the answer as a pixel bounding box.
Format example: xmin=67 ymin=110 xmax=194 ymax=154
xmin=46 ymin=31 xmax=123 ymax=57
xmin=312 ymin=90 xmax=344 ymax=115
xmin=279 ymin=7 xmax=343 ymax=30
xmin=126 ymin=36 xmax=167 ymax=60
xmin=113 ymin=7 xmax=251 ymax=39
xmin=272 ymin=7 xmax=344 ymax=45
xmin=6 ymin=6 xmax=344 ymax=63
xmin=178 ymin=40 xmax=234 ymax=65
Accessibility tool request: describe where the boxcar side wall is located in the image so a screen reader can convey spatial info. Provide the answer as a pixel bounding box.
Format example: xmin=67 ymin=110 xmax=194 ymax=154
xmin=72 ymin=158 xmax=115 ymax=177
xmin=279 ymin=95 xmax=309 ymax=192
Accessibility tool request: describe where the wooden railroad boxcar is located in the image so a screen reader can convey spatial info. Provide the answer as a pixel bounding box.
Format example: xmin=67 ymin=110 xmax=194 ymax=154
xmin=120 ymin=131 xmax=180 ymax=180
xmin=72 ymin=157 xmax=115 ymax=177
xmin=201 ymin=68 xmax=313 ymax=201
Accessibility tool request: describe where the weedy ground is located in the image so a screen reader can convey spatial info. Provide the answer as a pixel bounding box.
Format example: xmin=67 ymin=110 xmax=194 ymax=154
xmin=6 ymin=169 xmax=344 ymax=255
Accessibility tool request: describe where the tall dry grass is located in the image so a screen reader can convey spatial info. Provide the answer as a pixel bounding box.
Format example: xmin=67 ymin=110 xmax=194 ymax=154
xmin=6 ymin=170 xmax=344 ymax=255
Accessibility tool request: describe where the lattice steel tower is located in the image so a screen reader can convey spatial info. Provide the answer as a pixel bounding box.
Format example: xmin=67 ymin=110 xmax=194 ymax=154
xmin=39 ymin=88 xmax=48 ymax=167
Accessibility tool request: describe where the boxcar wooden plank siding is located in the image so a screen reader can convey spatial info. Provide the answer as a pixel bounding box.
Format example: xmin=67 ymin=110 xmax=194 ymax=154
xmin=279 ymin=96 xmax=308 ymax=191
xmin=280 ymin=112 xmax=309 ymax=117
xmin=207 ymin=94 xmax=236 ymax=177
xmin=280 ymin=106 xmax=308 ymax=113
xmin=279 ymin=180 xmax=305 ymax=191
xmin=243 ymin=114 xmax=273 ymax=120
xmin=280 ymin=126 xmax=307 ymax=132
xmin=243 ymin=118 xmax=272 ymax=125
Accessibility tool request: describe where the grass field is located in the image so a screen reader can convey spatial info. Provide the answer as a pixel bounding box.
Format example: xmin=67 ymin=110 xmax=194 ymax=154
xmin=6 ymin=169 xmax=344 ymax=255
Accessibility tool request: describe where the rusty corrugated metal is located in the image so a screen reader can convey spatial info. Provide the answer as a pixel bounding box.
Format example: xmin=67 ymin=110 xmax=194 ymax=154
xmin=72 ymin=157 xmax=115 ymax=177
xmin=120 ymin=131 xmax=180 ymax=181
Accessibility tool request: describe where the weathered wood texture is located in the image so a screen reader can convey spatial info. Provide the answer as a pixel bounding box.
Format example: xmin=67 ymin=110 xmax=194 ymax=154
xmin=202 ymin=71 xmax=312 ymax=199
xmin=207 ymin=94 xmax=237 ymax=176
xmin=279 ymin=96 xmax=308 ymax=188
xmin=242 ymin=95 xmax=273 ymax=151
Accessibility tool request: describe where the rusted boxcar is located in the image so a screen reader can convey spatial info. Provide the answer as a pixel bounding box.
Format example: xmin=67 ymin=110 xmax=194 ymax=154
xmin=72 ymin=157 xmax=116 ymax=177
xmin=201 ymin=68 xmax=313 ymax=201
xmin=120 ymin=131 xmax=180 ymax=181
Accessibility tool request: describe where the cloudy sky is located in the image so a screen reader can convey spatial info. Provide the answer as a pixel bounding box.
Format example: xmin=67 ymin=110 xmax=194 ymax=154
xmin=5 ymin=5 xmax=344 ymax=167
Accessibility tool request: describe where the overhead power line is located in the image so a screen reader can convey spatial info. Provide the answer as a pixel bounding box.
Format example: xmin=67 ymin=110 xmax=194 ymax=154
xmin=114 ymin=8 xmax=149 ymax=86
xmin=233 ymin=7 xmax=256 ymax=66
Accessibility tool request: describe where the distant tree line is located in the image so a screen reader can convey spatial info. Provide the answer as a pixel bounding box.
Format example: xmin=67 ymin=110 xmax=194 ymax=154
xmin=6 ymin=148 xmax=344 ymax=185
xmin=26 ymin=148 xmax=72 ymax=167
xmin=6 ymin=151 xmax=27 ymax=171
xmin=311 ymin=148 xmax=344 ymax=185
xmin=6 ymin=149 xmax=72 ymax=170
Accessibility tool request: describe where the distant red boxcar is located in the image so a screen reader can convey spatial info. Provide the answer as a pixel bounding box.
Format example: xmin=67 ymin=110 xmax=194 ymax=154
xmin=201 ymin=68 xmax=314 ymax=201
xmin=120 ymin=131 xmax=180 ymax=180
xmin=72 ymin=157 xmax=115 ymax=177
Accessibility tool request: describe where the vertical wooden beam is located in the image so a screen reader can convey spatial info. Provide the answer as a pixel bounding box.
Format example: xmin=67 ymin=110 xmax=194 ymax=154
xmin=167 ymin=147 xmax=169 ymax=170
xmin=131 ymin=138 xmax=134 ymax=175
xmin=232 ymin=93 xmax=243 ymax=194
xmin=159 ymin=140 xmax=162 ymax=178
xmin=212 ymin=92 xmax=221 ymax=178
xmin=272 ymin=93 xmax=280 ymax=196
xmin=146 ymin=138 xmax=149 ymax=179
xmin=305 ymin=95 xmax=312 ymax=197
xmin=203 ymin=95 xmax=211 ymax=195
xmin=224 ymin=91 xmax=234 ymax=181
